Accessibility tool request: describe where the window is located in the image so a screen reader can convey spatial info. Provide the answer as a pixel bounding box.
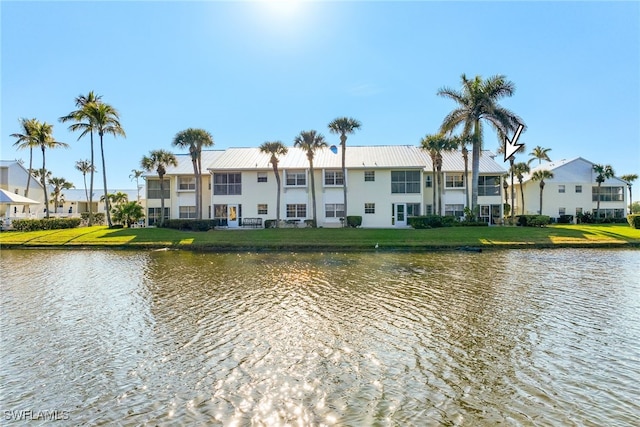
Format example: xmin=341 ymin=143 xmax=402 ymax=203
xmin=257 ymin=204 xmax=268 ymax=215
xmin=391 ymin=170 xmax=421 ymax=194
xmin=257 ymin=172 xmax=268 ymax=183
xmin=364 ymin=171 xmax=375 ymax=182
xmin=179 ymin=206 xmax=196 ymax=219
xmin=445 ymin=204 xmax=464 ymax=217
xmin=595 ymin=208 xmax=625 ymax=219
xmin=558 ymin=185 xmax=565 ymax=193
xmin=324 ymin=171 xmax=344 ymax=186
xmin=425 ymin=204 xmax=433 ymax=215
xmin=178 ymin=177 xmax=195 ymax=191
xmin=325 ymin=203 xmax=345 ymax=218
xmin=214 ymin=204 xmax=227 ymax=220
xmin=576 ymin=207 xmax=583 ymax=216
xmin=445 ymin=174 xmax=464 ymax=188
xmin=575 ymin=185 xmax=582 ymax=193
xmin=147 ymin=207 xmax=169 ymax=226
xmin=147 ymin=180 xmax=170 ymax=199
xmin=425 ymin=175 xmax=432 ymax=188
xmin=478 ymin=176 xmax=500 ymax=196
xmin=286 ymin=204 xmax=306 ymax=218
xmin=406 ymin=203 xmax=420 ymax=217
xmin=364 ymin=203 xmax=375 ymax=214
xmin=592 ymin=187 xmax=624 ymax=202
xmin=558 ymin=207 xmax=566 ymax=216
xmin=286 ymin=171 xmax=306 ymax=186
xmin=214 ymin=173 xmax=241 ymax=195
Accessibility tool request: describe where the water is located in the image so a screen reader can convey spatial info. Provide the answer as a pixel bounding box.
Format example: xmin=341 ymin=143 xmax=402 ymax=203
xmin=1 ymin=248 xmax=639 ymax=426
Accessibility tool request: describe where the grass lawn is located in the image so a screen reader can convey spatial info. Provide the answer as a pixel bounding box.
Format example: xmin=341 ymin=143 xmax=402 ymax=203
xmin=1 ymin=224 xmax=639 ymax=251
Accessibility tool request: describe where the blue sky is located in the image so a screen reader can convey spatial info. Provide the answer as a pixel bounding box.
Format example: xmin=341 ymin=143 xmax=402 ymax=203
xmin=2 ymin=1 xmax=639 ymax=200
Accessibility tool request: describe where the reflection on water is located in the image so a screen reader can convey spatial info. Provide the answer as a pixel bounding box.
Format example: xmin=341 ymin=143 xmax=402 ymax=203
xmin=1 ymin=249 xmax=639 ymax=425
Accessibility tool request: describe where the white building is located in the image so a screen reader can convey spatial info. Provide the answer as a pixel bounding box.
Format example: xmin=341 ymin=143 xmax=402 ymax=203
xmin=143 ymin=146 xmax=507 ymax=227
xmin=0 ymin=160 xmax=46 ymax=218
xmin=516 ymin=157 xmax=628 ymax=220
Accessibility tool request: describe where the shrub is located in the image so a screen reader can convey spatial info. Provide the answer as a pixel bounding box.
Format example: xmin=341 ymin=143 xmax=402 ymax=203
xmin=11 ymin=218 xmax=82 ymax=231
xmin=577 ymin=211 xmax=595 ymax=224
xmin=628 ymin=214 xmax=640 ymax=229
xmin=409 ymin=215 xmax=451 ymax=229
xmin=557 ymin=214 xmax=574 ymax=224
xmin=161 ymin=219 xmax=216 ymax=231
xmin=346 ymin=216 xmax=362 ymax=228
xmin=264 ymin=219 xmax=277 ymax=229
xmin=516 ymin=215 xmax=550 ymax=227
xmin=80 ymin=212 xmax=105 ymax=224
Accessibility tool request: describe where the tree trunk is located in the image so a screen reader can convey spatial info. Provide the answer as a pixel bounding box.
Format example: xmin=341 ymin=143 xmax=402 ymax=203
xmin=341 ymin=134 xmax=347 ymax=226
xmin=596 ymin=182 xmax=601 ymax=218
xmin=519 ymin=179 xmax=526 ymax=215
xmin=88 ymin=132 xmax=95 ymax=226
xmin=471 ymin=122 xmax=481 ymax=219
xmin=310 ymin=160 xmax=317 ymax=227
xmin=510 ymin=158 xmax=515 ymax=223
xmin=462 ymin=148 xmax=469 ymax=209
xmin=273 ymin=163 xmax=281 ymax=227
xmin=539 ymin=181 xmax=545 ymax=214
xmin=41 ymin=147 xmax=49 ymax=218
xmin=23 ymin=148 xmax=33 ymax=213
xmin=628 ymin=185 xmax=633 ymax=215
xmin=99 ymin=133 xmax=112 ymax=227
xmin=159 ymin=175 xmax=165 ymax=227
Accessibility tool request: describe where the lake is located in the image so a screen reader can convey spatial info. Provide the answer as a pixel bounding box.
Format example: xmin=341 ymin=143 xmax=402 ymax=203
xmin=1 ymin=248 xmax=638 ymax=426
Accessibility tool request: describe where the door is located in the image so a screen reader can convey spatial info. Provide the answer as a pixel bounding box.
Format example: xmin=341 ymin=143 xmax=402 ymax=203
xmin=395 ymin=203 xmax=407 ymax=227
xmin=228 ymin=204 xmax=239 ymax=228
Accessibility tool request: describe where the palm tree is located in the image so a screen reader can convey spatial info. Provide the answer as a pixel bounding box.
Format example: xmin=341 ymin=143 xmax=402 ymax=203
xmin=10 ymin=118 xmax=39 ymax=212
xmin=75 ymin=159 xmax=95 ymax=211
xmin=129 ymin=169 xmax=144 ymax=203
xmin=60 ymin=91 xmax=103 ymax=225
xmin=593 ymin=164 xmax=615 ymax=219
xmin=172 ymin=128 xmax=214 ymax=220
xmin=620 ymin=174 xmax=638 ymax=215
xmin=528 ymin=146 xmax=552 ymax=165
xmin=101 ymin=191 xmax=129 ymax=208
xmin=293 ymin=130 xmax=327 ymax=227
xmin=49 ymin=177 xmax=74 ymax=214
xmin=438 ymin=74 xmax=524 ymax=216
xmin=513 ymin=162 xmax=530 ymax=215
xmin=84 ymin=101 xmax=126 ymax=227
xmin=27 ymin=121 xmax=69 ymax=218
xmin=531 ymin=170 xmax=554 ymax=214
xmin=497 ymin=142 xmax=526 ymax=223
xmin=420 ymin=134 xmax=457 ymax=215
xmin=112 ymin=201 xmax=145 ymax=227
xmin=141 ymin=149 xmax=177 ymax=227
xmin=452 ymin=134 xmax=474 ymax=209
xmin=259 ymin=141 xmax=288 ymax=227
xmin=328 ymin=117 xmax=361 ymax=224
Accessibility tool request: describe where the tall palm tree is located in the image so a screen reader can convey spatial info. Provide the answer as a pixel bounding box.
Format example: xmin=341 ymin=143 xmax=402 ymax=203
xmin=513 ymin=162 xmax=530 ymax=215
xmin=141 ymin=149 xmax=177 ymax=227
xmin=593 ymin=164 xmax=615 ymax=219
xmin=531 ymin=169 xmax=554 ymax=214
xmin=420 ymin=134 xmax=457 ymax=215
xmin=294 ymin=130 xmax=327 ymax=227
xmin=84 ymin=101 xmax=126 ymax=227
xmin=129 ymin=169 xmax=144 ymax=203
xmin=28 ymin=121 xmax=69 ymax=218
xmin=438 ymin=74 xmax=524 ymax=216
xmin=49 ymin=177 xmax=74 ymax=214
xmin=328 ymin=117 xmax=361 ymax=224
xmin=259 ymin=141 xmax=288 ymax=227
xmin=528 ymin=145 xmax=552 ymax=165
xmin=171 ymin=128 xmax=214 ymax=220
xmin=620 ymin=174 xmax=638 ymax=215
xmin=10 ymin=118 xmax=39 ymax=212
xmin=452 ymin=134 xmax=474 ymax=209
xmin=75 ymin=159 xmax=95 ymax=211
xmin=497 ymin=142 xmax=526 ymax=222
xmin=60 ymin=91 xmax=103 ymax=225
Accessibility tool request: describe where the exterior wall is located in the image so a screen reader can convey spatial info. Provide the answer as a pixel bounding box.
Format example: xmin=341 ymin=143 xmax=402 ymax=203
xmin=0 ymin=161 xmax=46 ymax=218
xmin=349 ymin=169 xmax=397 ymax=227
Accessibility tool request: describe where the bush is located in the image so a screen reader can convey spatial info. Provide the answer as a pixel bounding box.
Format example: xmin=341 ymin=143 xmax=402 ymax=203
xmin=516 ymin=215 xmax=550 ymax=227
xmin=264 ymin=219 xmax=277 ymax=229
xmin=577 ymin=211 xmax=594 ymax=224
xmin=346 ymin=216 xmax=362 ymax=228
xmin=408 ymin=215 xmax=459 ymax=229
xmin=80 ymin=212 xmax=105 ymax=224
xmin=11 ymin=218 xmax=82 ymax=231
xmin=161 ymin=219 xmax=216 ymax=231
xmin=628 ymin=214 xmax=640 ymax=229
xmin=557 ymin=215 xmax=574 ymax=224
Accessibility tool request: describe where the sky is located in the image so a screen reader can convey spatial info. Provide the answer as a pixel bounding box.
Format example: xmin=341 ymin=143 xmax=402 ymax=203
xmin=2 ymin=0 xmax=639 ymax=200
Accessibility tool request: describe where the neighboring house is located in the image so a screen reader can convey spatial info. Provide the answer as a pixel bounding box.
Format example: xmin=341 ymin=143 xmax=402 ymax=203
xmin=516 ymin=157 xmax=628 ymax=220
xmin=0 ymin=160 xmax=46 ymax=218
xmin=59 ymin=188 xmax=143 ymax=217
xmin=143 ymin=146 xmax=507 ymax=228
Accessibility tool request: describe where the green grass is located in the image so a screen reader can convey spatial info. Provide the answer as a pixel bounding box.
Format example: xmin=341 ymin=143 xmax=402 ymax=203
xmin=1 ymin=224 xmax=639 ymax=251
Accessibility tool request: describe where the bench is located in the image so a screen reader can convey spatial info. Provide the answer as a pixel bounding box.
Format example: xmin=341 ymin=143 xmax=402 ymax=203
xmin=241 ymin=218 xmax=263 ymax=228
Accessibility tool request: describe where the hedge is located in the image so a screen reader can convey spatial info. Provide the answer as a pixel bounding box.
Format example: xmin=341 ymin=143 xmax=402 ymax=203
xmin=628 ymin=214 xmax=640 ymax=229
xmin=408 ymin=215 xmax=459 ymax=229
xmin=161 ymin=219 xmax=217 ymax=231
xmin=11 ymin=218 xmax=82 ymax=231
xmin=516 ymin=215 xmax=550 ymax=227
xmin=80 ymin=212 xmax=105 ymax=224
xmin=346 ymin=216 xmax=362 ymax=228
